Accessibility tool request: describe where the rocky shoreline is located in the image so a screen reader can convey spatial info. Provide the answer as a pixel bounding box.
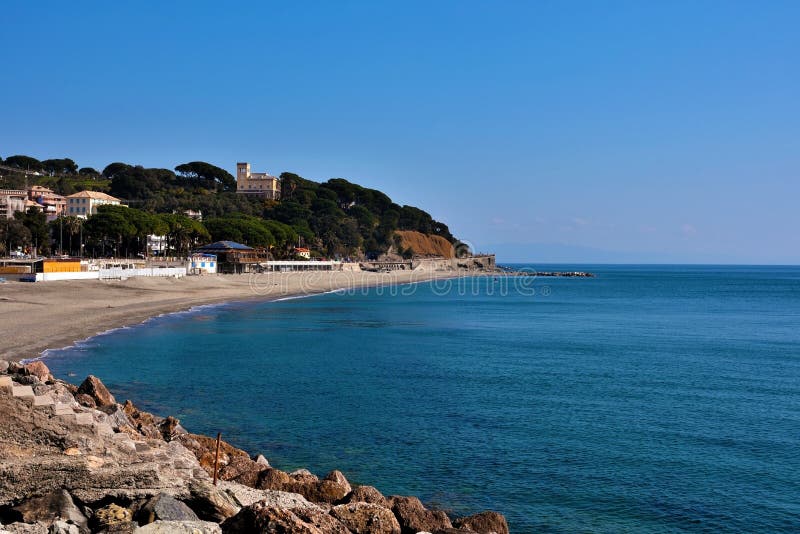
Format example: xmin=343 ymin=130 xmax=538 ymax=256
xmin=0 ymin=360 xmax=508 ymax=534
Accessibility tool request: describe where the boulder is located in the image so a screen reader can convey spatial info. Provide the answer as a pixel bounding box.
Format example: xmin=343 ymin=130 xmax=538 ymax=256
xmin=185 ymin=482 xmax=241 ymax=522
xmin=74 ymin=394 xmax=96 ymax=409
xmin=176 ymin=434 xmax=251 ymax=478
xmin=293 ymin=506 xmax=352 ymax=534
xmin=11 ymin=489 xmax=87 ymax=531
xmin=90 ymin=504 xmax=133 ymax=531
xmin=16 ymin=375 xmax=39 ymax=386
xmin=453 ymin=512 xmax=508 ymax=534
xmin=48 ymin=521 xmax=82 ymax=534
xmin=24 ymin=361 xmax=53 ymax=383
xmin=290 ymin=469 xmax=320 ymax=484
xmin=217 ymin=455 xmax=267 ymax=487
xmin=136 ymin=493 xmax=199 ymax=525
xmin=0 ymin=359 xmax=9 ymax=373
xmin=158 ymin=417 xmax=185 ymax=442
xmin=122 ymin=401 xmax=162 ymax=440
xmin=324 ymin=471 xmax=352 ymax=495
xmin=254 ymin=454 xmax=270 ymax=467
xmin=132 ymin=520 xmax=221 ymax=533
xmin=0 ymin=522 xmax=49 ymax=533
xmin=9 ymin=361 xmax=25 ymax=374
xmin=302 ymin=480 xmax=351 ymax=504
xmin=389 ymin=496 xmax=452 ymax=534
xmin=345 ymin=486 xmax=388 ymax=507
xmin=221 ymin=502 xmax=348 ymax=534
xmin=217 ymin=480 xmax=323 ymax=511
xmin=255 ymin=468 xmax=292 ymax=491
xmin=331 ymin=502 xmax=401 ymax=534
xmin=100 ymin=404 xmax=134 ymax=432
xmin=76 ymin=375 xmax=116 ymax=408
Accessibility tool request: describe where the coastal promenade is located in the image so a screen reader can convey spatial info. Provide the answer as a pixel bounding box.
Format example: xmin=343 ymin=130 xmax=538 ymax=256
xmin=0 ymin=270 xmax=462 ymax=363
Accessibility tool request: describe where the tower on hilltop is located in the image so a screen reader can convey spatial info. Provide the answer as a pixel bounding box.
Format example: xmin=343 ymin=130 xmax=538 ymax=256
xmin=235 ymin=162 xmax=280 ymax=200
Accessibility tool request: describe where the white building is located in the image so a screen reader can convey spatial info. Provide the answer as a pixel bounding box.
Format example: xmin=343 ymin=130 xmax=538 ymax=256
xmin=147 ymin=235 xmax=168 ymax=256
xmin=66 ymin=190 xmax=123 ymax=218
xmin=189 ymin=253 xmax=218 ymax=274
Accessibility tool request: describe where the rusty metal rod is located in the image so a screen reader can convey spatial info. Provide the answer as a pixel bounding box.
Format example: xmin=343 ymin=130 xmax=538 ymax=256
xmin=213 ymin=432 xmax=222 ymax=486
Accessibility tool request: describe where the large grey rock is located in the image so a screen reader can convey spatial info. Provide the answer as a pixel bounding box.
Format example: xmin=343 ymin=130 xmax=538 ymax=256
xmin=0 ymin=522 xmax=49 ymax=533
xmin=0 ymin=359 xmax=11 ymax=373
xmin=136 ymin=494 xmax=199 ymax=525
xmin=331 ymin=502 xmax=401 ymax=534
xmin=47 ymin=521 xmax=81 ymax=534
xmin=11 ymin=490 xmax=87 ymax=531
xmin=218 ymin=480 xmax=322 ymax=511
xmin=133 ymin=520 xmax=221 ymax=533
xmin=185 ymin=482 xmax=240 ymax=522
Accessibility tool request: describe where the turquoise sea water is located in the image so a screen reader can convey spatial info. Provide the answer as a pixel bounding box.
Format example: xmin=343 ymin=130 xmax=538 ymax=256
xmin=42 ymin=265 xmax=800 ymax=533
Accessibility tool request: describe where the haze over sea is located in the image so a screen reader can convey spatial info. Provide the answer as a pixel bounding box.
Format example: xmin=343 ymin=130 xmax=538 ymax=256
xmin=42 ymin=265 xmax=800 ymax=533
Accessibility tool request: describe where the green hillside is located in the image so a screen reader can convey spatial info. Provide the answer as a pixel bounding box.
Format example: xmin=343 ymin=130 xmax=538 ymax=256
xmin=0 ymin=154 xmax=455 ymax=259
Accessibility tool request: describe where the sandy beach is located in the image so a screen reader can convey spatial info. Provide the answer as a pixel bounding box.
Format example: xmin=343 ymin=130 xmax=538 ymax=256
xmin=0 ymin=269 xmax=459 ymax=363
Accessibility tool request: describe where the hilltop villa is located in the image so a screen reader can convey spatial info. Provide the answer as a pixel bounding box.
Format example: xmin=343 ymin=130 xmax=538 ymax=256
xmin=236 ymin=162 xmax=280 ymax=199
xmin=67 ymin=190 xmax=123 ymax=218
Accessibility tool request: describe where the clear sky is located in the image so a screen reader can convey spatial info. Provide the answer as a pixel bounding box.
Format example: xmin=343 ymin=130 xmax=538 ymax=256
xmin=1 ymin=1 xmax=798 ymax=263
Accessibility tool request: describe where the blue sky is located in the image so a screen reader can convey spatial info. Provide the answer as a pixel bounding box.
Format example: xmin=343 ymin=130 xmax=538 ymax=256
xmin=1 ymin=1 xmax=798 ymax=263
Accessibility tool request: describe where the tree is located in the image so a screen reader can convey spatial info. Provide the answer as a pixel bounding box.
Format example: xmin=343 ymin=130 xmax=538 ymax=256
xmin=157 ymin=213 xmax=210 ymax=256
xmin=14 ymin=208 xmax=50 ymax=255
xmin=79 ymin=167 xmax=100 ymax=177
xmin=41 ymin=158 xmax=78 ymax=175
xmin=204 ymin=215 xmax=275 ymax=249
xmin=4 ymin=155 xmax=42 ymax=172
xmin=102 ymin=162 xmax=131 ymax=179
xmin=175 ymin=162 xmax=236 ymax=192
xmin=83 ymin=208 xmax=135 ymax=257
xmin=0 ymin=219 xmax=31 ymax=255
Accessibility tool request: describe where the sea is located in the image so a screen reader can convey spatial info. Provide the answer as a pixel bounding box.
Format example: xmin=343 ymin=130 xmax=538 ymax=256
xmin=41 ymin=265 xmax=800 ymax=533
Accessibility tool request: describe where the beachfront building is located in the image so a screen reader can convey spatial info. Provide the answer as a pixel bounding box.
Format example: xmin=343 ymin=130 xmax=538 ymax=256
xmin=194 ymin=240 xmax=270 ymax=274
xmin=66 ymin=190 xmax=123 ymax=218
xmin=261 ymin=260 xmax=341 ymax=272
xmin=189 ymin=253 xmax=218 ymax=275
xmin=295 ymin=247 xmax=311 ymax=259
xmin=236 ymin=162 xmax=281 ymax=199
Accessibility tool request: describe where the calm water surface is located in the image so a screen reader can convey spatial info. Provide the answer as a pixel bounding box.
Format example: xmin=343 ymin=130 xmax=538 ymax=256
xmin=43 ymin=265 xmax=800 ymax=533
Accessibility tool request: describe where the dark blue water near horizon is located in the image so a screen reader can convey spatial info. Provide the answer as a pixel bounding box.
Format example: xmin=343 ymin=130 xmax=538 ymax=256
xmin=42 ymin=265 xmax=800 ymax=533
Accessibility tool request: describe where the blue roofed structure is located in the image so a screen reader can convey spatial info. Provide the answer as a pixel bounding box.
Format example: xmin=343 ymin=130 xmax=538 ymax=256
xmin=195 ymin=241 xmax=253 ymax=251
xmin=194 ymin=241 xmax=266 ymax=273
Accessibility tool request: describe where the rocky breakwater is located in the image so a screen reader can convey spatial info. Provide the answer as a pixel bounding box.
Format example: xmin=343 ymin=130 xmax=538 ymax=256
xmin=0 ymin=360 xmax=509 ymax=534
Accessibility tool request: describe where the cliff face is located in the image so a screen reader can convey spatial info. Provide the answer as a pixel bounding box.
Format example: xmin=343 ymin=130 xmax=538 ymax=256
xmin=395 ymin=231 xmax=455 ymax=258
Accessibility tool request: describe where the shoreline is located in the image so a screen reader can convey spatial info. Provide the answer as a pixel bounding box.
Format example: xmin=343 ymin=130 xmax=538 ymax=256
xmin=1 ymin=270 xmax=463 ymax=363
